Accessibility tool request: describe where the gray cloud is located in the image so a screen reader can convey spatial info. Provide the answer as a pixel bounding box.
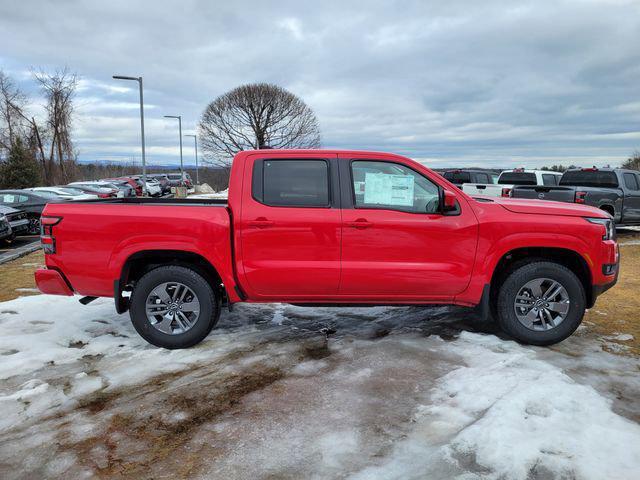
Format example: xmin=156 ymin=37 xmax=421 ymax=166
xmin=1 ymin=0 xmax=638 ymax=168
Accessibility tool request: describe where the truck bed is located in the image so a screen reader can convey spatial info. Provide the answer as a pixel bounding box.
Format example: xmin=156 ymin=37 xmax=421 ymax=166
xmin=71 ymin=197 xmax=228 ymax=207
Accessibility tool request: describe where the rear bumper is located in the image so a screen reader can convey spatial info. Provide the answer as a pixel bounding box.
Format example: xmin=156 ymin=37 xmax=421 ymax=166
xmin=35 ymin=268 xmax=74 ymax=296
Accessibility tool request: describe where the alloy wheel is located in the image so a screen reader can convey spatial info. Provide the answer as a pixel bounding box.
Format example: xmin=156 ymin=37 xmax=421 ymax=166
xmin=513 ymin=277 xmax=570 ymax=331
xmin=145 ymin=282 xmax=201 ymax=335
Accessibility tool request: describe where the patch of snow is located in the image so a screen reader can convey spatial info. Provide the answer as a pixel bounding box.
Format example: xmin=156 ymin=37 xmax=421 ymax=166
xmin=608 ymin=333 xmax=634 ymax=342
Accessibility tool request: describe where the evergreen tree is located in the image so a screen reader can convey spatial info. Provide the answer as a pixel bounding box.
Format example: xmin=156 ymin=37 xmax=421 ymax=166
xmin=0 ymin=137 xmax=41 ymax=189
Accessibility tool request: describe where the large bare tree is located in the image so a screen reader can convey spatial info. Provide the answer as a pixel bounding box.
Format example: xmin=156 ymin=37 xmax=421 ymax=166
xmin=33 ymin=67 xmax=78 ymax=183
xmin=199 ymin=83 xmax=321 ymax=166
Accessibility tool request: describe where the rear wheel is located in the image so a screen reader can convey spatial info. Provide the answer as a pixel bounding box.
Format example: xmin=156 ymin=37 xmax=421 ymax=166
xmin=496 ymin=261 xmax=585 ymax=346
xmin=129 ymin=265 xmax=220 ymax=349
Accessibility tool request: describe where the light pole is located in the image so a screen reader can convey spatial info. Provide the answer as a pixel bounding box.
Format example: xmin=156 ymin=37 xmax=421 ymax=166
xmin=164 ymin=115 xmax=184 ymax=186
xmin=112 ymin=75 xmax=147 ymax=195
xmin=184 ymin=134 xmax=199 ymax=185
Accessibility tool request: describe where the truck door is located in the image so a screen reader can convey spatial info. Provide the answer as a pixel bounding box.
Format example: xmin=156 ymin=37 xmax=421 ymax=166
xmin=239 ymin=154 xmax=341 ymax=299
xmin=338 ymin=155 xmax=478 ymax=300
xmin=622 ymin=172 xmax=640 ymax=221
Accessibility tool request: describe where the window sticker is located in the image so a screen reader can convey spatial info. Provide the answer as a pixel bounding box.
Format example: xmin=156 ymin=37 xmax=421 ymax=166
xmin=363 ymin=172 xmax=414 ymax=207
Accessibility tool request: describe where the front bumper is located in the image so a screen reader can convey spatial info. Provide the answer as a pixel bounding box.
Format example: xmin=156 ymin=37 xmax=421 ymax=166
xmin=35 ymin=268 xmax=74 ymax=296
xmin=589 ymin=241 xmax=620 ymax=308
xmin=9 ymin=218 xmax=29 ymax=235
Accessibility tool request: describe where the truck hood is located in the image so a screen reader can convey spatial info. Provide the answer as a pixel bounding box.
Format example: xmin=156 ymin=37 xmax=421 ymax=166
xmin=484 ymin=196 xmax=609 ymax=218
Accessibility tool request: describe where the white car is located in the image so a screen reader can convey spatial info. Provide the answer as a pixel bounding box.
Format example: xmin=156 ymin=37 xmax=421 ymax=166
xmin=30 ymin=187 xmax=99 ymax=201
xmin=462 ymin=169 xmax=563 ymax=197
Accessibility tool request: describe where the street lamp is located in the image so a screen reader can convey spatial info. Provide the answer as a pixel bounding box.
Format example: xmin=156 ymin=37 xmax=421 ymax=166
xmin=164 ymin=115 xmax=184 ymax=186
xmin=184 ymin=134 xmax=199 ymax=185
xmin=112 ymin=75 xmax=147 ymax=195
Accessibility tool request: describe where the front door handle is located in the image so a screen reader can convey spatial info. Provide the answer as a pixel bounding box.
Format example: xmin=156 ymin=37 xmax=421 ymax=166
xmin=247 ymin=217 xmax=275 ymax=228
xmin=345 ymin=218 xmax=372 ymax=229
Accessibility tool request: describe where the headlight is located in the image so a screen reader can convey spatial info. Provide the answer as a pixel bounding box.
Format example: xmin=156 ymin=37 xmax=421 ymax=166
xmin=586 ymin=217 xmax=615 ymax=241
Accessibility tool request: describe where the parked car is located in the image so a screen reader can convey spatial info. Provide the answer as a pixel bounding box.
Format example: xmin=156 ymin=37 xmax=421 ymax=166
xmin=36 ymin=149 xmax=618 ymax=350
xmin=443 ymin=170 xmax=496 ymax=189
xmin=29 ymin=187 xmax=99 ymax=201
xmin=0 ymin=205 xmax=32 ymax=242
xmin=106 ymin=177 xmax=142 ymax=196
xmin=462 ymin=169 xmax=563 ymax=197
xmin=68 ymin=182 xmax=120 ymax=198
xmin=130 ymin=176 xmax=162 ymax=196
xmin=165 ymin=172 xmax=193 ymax=188
xmin=0 ymin=190 xmax=66 ymax=234
xmin=147 ymin=174 xmax=171 ymax=194
xmin=99 ymin=180 xmax=136 ymax=197
xmin=511 ymin=168 xmax=640 ymax=225
xmin=0 ymin=211 xmax=13 ymax=244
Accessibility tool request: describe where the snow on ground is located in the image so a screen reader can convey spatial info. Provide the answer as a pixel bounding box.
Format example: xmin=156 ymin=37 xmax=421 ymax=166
xmin=189 ymin=188 xmax=229 ymax=200
xmin=0 ymin=295 xmax=639 ymax=479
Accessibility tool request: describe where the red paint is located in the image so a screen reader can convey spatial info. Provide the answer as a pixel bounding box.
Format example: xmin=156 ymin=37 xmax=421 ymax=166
xmin=35 ymin=149 xmax=618 ymax=309
xmin=35 ymin=268 xmax=73 ymax=296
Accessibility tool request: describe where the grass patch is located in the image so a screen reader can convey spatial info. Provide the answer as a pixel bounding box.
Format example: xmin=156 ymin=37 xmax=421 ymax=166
xmin=0 ymin=250 xmax=44 ymax=302
xmin=585 ymin=242 xmax=640 ymax=356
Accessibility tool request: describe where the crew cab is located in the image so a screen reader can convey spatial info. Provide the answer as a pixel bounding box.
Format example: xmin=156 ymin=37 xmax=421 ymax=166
xmin=35 ymin=150 xmax=619 ymax=349
xmin=462 ymin=169 xmax=562 ymax=197
xmin=510 ymin=168 xmax=640 ymax=225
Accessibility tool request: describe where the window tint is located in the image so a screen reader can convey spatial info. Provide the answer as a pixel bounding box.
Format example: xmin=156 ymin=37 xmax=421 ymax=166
xmin=443 ymin=171 xmax=470 ymax=184
xmin=542 ymin=174 xmax=559 ymax=186
xmin=258 ymin=159 xmax=329 ymax=207
xmin=498 ymin=172 xmax=537 ymax=185
xmin=560 ymin=170 xmax=618 ymax=188
xmin=477 ymin=173 xmax=490 ymax=184
xmin=624 ymin=173 xmax=639 ymax=191
xmin=352 ymin=161 xmax=440 ymax=213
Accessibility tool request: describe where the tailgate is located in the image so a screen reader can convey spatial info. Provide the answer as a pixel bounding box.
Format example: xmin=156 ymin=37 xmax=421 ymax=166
xmin=511 ymin=185 xmax=576 ymax=203
xmin=461 ymin=183 xmax=503 ymax=197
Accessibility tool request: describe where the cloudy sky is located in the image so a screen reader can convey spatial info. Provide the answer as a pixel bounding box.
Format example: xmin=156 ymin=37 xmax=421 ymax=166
xmin=1 ymin=0 xmax=639 ymax=168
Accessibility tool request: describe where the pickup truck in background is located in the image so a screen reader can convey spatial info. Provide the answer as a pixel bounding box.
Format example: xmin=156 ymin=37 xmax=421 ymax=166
xmin=35 ymin=149 xmax=618 ymax=349
xmin=462 ymin=169 xmax=562 ymax=197
xmin=511 ymin=168 xmax=640 ymax=225
xmin=442 ymin=169 xmax=496 ymax=189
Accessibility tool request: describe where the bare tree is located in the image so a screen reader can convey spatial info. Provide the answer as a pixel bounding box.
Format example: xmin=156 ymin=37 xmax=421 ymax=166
xmin=33 ymin=67 xmax=78 ymax=183
xmin=199 ymin=83 xmax=321 ymax=166
xmin=622 ymin=150 xmax=640 ymax=171
xmin=0 ymin=70 xmax=29 ymax=155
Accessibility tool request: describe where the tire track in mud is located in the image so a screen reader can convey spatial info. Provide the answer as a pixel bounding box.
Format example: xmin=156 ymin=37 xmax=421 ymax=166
xmin=53 ymin=336 xmax=336 ymax=479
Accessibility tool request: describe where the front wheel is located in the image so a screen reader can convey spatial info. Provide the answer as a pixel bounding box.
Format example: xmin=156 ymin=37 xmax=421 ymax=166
xmin=129 ymin=266 xmax=221 ymax=349
xmin=496 ymin=262 xmax=586 ymax=346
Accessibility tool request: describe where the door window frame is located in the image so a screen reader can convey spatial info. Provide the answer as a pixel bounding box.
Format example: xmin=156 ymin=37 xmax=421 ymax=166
xmin=251 ymin=157 xmax=339 ymax=209
xmin=341 ymin=158 xmax=454 ymax=215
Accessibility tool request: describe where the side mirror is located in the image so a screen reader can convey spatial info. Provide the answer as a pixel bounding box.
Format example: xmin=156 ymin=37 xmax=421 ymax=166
xmin=442 ymin=190 xmax=459 ymax=214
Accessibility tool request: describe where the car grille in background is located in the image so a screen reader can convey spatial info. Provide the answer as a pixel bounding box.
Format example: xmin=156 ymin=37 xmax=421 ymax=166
xmin=6 ymin=212 xmax=27 ymax=222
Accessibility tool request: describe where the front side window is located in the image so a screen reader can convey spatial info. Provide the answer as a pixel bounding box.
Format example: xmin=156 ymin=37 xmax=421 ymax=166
xmin=624 ymin=173 xmax=639 ymax=191
xmin=256 ymin=159 xmax=329 ymax=207
xmin=351 ymin=161 xmax=440 ymax=213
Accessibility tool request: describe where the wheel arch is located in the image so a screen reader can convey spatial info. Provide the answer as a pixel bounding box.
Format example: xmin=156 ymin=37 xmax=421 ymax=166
xmin=115 ymin=249 xmax=225 ymax=313
xmin=489 ymin=247 xmax=593 ymax=309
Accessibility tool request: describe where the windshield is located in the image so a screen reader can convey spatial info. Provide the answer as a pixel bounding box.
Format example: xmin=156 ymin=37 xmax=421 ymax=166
xmin=559 ymin=170 xmax=618 ymax=188
xmin=498 ymin=172 xmax=537 ymax=185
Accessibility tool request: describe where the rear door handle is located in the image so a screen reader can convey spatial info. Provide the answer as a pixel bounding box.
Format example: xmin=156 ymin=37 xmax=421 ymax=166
xmin=247 ymin=218 xmax=275 ymax=228
xmin=345 ymin=218 xmax=372 ymax=229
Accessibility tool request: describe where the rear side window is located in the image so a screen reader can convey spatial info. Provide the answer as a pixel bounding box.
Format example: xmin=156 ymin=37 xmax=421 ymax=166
xmin=475 ymin=173 xmax=490 ymax=184
xmin=560 ymin=170 xmax=618 ymax=188
xmin=624 ymin=173 xmax=639 ymax=191
xmin=542 ymin=174 xmax=559 ymax=186
xmin=254 ymin=159 xmax=329 ymax=207
xmin=443 ymin=171 xmax=470 ymax=184
xmin=498 ymin=172 xmax=537 ymax=185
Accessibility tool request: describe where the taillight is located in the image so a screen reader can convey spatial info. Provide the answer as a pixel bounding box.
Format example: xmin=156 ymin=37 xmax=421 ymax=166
xmin=40 ymin=216 xmax=62 ymax=254
xmin=501 ymin=187 xmax=512 ymax=197
xmin=575 ymin=191 xmax=586 ymax=204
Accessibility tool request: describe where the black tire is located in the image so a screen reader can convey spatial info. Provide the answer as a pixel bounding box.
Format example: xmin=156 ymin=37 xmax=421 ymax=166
xmin=129 ymin=265 xmax=220 ymax=349
xmin=496 ymin=261 xmax=586 ymax=346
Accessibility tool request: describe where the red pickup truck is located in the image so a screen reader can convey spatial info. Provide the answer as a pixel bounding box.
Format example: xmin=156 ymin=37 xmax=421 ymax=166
xmin=35 ymin=149 xmax=619 ymax=349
